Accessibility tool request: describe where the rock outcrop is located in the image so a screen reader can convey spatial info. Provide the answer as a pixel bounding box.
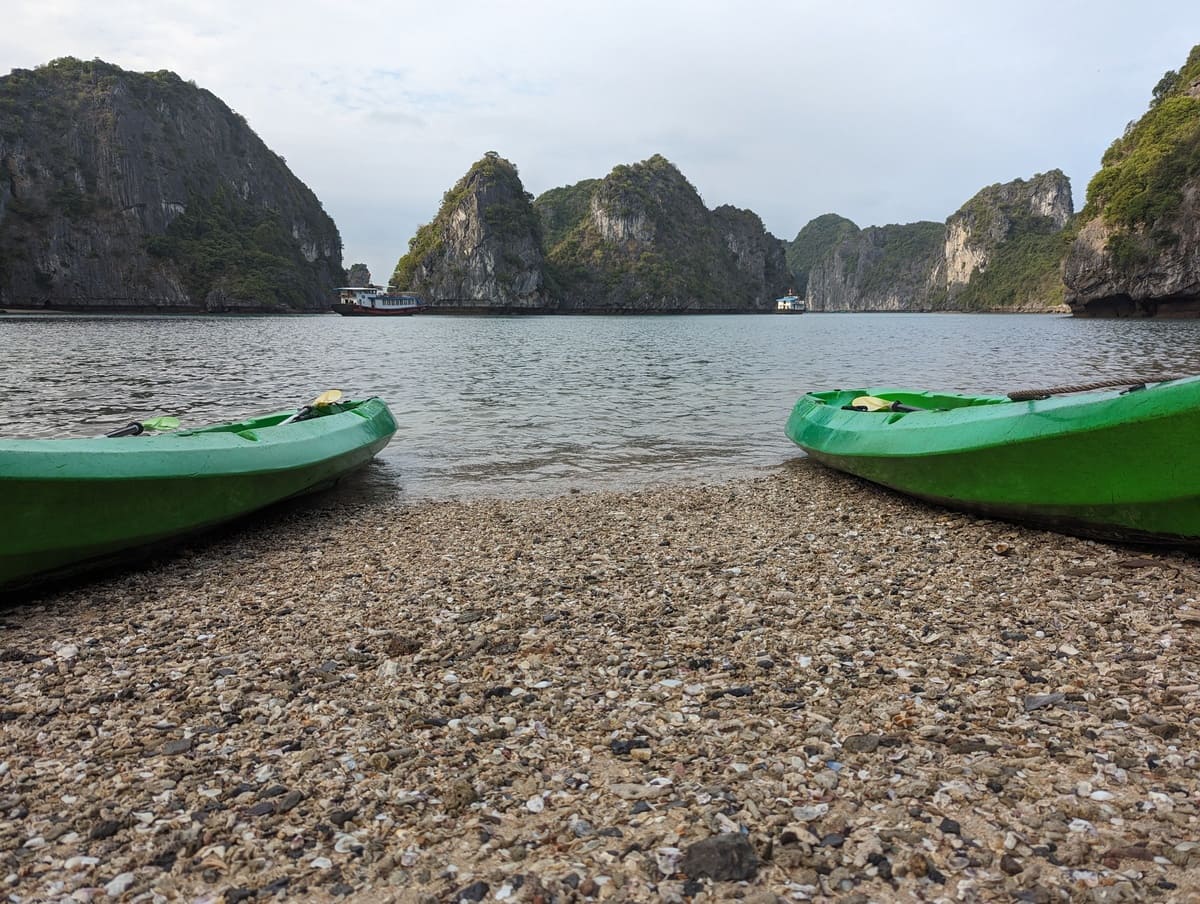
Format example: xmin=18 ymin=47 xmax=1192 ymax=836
xmin=346 ymin=263 xmax=371 ymax=287
xmin=1064 ymin=44 xmax=1200 ymax=316
xmin=943 ymin=171 xmax=1074 ymax=311
xmin=390 ymin=152 xmax=548 ymax=311
xmin=804 ymin=222 xmax=947 ymax=311
xmin=803 ymin=172 xmax=1074 ymax=312
xmin=536 ymin=154 xmax=789 ymax=312
xmin=945 ymin=171 xmax=1072 ymax=293
xmin=712 ymin=205 xmax=792 ymax=308
xmin=784 ymin=213 xmax=860 ymax=294
xmin=0 ymin=58 xmax=343 ymax=312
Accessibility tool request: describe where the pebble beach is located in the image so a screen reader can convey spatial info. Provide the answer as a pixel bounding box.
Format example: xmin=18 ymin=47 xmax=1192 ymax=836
xmin=2 ymin=460 xmax=1199 ymax=903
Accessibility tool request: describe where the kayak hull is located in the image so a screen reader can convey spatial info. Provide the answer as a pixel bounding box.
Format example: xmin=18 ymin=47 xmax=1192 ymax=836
xmin=0 ymin=397 xmax=397 ymax=592
xmin=785 ymin=378 xmax=1200 ymax=545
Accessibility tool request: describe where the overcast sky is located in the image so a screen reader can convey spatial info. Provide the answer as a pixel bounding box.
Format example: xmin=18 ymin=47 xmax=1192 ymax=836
xmin=4 ymin=1 xmax=1198 ymax=283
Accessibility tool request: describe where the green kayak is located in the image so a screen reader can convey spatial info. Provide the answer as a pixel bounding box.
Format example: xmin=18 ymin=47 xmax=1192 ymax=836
xmin=785 ymin=376 xmax=1200 ymax=546
xmin=1 ymin=396 xmax=397 ymax=592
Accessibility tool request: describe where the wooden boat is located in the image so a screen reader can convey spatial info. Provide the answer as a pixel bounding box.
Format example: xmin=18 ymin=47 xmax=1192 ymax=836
xmin=331 ymin=286 xmax=424 ymax=316
xmin=0 ymin=395 xmax=396 ymax=592
xmin=785 ymin=376 xmax=1200 ymax=546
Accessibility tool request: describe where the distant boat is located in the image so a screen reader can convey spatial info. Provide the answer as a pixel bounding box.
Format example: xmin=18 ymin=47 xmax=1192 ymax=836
xmin=775 ymin=291 xmax=805 ymax=313
xmin=331 ymin=286 xmax=424 ymax=316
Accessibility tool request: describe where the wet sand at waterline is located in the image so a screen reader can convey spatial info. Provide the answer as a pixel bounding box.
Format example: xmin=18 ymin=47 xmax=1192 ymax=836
xmin=2 ymin=461 xmax=1198 ymax=902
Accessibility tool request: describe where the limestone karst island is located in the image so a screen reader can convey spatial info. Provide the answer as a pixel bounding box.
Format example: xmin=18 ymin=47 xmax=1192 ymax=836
xmin=2 ymin=48 xmax=1199 ymax=316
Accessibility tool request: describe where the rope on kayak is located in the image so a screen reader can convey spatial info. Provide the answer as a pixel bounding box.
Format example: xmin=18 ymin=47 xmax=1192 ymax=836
xmin=1006 ymin=375 xmax=1190 ymax=401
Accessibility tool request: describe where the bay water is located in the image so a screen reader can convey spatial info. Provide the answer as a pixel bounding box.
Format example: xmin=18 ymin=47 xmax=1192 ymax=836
xmin=4 ymin=312 xmax=1200 ymax=500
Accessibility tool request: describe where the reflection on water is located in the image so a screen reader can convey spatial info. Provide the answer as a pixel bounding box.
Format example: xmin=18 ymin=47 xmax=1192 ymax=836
xmin=4 ymin=312 xmax=1200 ymax=500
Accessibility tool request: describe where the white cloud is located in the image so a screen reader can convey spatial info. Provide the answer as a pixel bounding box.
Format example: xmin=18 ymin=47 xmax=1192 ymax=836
xmin=3 ymin=0 xmax=1198 ymax=282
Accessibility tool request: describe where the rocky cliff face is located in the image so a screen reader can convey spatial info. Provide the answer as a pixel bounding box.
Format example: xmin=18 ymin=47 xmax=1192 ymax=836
xmin=346 ymin=263 xmax=371 ymax=287
xmin=536 ymin=154 xmax=788 ymax=312
xmin=1064 ymin=203 xmax=1200 ymax=316
xmin=1064 ymin=45 xmax=1200 ymax=316
xmin=805 ymin=222 xmax=947 ymax=311
xmin=0 ymin=58 xmax=343 ymax=312
xmin=390 ymin=153 xmax=548 ymax=311
xmin=785 ymin=214 xmax=860 ymax=293
xmin=804 ymin=172 xmax=1074 ymax=312
xmin=712 ymin=205 xmax=792 ymax=305
xmin=944 ymin=171 xmax=1073 ymax=293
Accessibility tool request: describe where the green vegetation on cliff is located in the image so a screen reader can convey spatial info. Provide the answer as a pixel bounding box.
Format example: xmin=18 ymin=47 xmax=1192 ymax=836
xmin=857 ymin=222 xmax=945 ymax=298
xmin=391 ymin=222 xmax=440 ymax=291
xmin=952 ymin=226 xmax=1076 ymax=310
xmin=1082 ymin=44 xmax=1200 ymax=243
xmin=948 ymin=175 xmax=1074 ymax=310
xmin=533 ymin=154 xmax=783 ymax=311
xmin=145 ymin=186 xmax=325 ymax=309
xmin=786 ymin=214 xmax=859 ymax=292
xmin=534 ymin=180 xmax=599 ymax=249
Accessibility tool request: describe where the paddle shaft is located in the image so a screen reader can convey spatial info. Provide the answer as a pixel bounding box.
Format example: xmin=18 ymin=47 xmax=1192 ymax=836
xmin=105 ymin=422 xmax=144 ymax=437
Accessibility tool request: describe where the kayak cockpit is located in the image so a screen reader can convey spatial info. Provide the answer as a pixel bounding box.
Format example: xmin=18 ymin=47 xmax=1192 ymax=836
xmin=176 ymin=399 xmax=366 ymax=437
xmin=807 ymin=389 xmax=1010 ymax=412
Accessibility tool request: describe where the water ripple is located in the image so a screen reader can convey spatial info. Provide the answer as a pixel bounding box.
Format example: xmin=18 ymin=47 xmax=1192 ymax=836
xmin=4 ymin=312 xmax=1200 ymax=499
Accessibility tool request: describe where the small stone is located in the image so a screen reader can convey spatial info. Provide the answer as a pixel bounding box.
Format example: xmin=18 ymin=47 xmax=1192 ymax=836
xmin=104 ymin=873 xmax=136 ymax=897
xmin=743 ymin=894 xmax=782 ymax=904
xmin=89 ymin=819 xmax=122 ymax=840
xmin=611 ymin=783 xmax=665 ymax=800
xmin=1022 ymin=692 xmax=1066 ymax=712
xmin=680 ymin=834 xmax=760 ymax=881
xmin=329 ymin=808 xmax=357 ymax=827
xmin=842 ymin=733 xmax=881 ymax=753
xmin=277 ymin=790 xmax=304 ymax=813
xmin=443 ymin=780 xmax=478 ymax=813
xmin=812 ymin=769 xmax=839 ymax=790
xmin=1000 ymin=854 xmax=1023 ymax=875
xmin=938 ymin=817 xmax=961 ymax=835
xmin=1168 ymin=842 xmax=1200 ymax=867
xmin=455 ymin=881 xmax=489 ymax=902
xmin=162 ymin=737 xmax=193 ymax=755
xmin=1013 ymin=886 xmax=1051 ymax=904
xmin=610 ymin=738 xmax=650 ymax=755
xmin=571 ymin=819 xmax=595 ymax=837
xmin=792 ymin=804 xmax=828 ymax=821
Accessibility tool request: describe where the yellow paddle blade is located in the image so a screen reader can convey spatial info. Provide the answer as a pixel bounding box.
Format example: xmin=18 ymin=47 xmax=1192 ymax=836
xmin=852 ymin=396 xmax=894 ymax=412
xmin=311 ymin=389 xmax=343 ymax=408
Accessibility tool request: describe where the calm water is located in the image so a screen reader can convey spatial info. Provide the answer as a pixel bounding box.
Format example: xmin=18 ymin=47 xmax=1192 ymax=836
xmin=4 ymin=312 xmax=1200 ymax=500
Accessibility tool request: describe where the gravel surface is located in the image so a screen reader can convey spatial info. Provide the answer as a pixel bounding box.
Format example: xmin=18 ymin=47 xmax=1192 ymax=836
xmin=2 ymin=460 xmax=1199 ymax=903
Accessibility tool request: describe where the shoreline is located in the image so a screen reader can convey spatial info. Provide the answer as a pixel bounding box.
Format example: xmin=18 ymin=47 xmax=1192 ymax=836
xmin=2 ymin=462 xmax=1198 ymax=902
